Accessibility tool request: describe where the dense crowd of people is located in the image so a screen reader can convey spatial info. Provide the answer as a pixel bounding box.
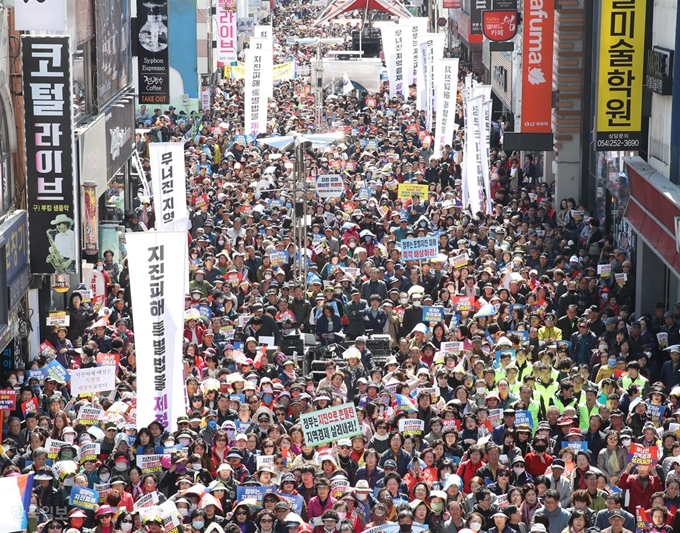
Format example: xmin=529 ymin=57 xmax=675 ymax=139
xmin=4 ymin=2 xmax=680 ymax=533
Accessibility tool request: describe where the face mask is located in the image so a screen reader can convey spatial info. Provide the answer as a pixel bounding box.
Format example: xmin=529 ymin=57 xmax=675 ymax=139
xmin=192 ymin=463 xmax=202 ymax=470
xmin=63 ymin=477 xmax=74 ymax=487
xmin=265 ymin=274 xmax=272 ymax=280
xmin=513 ymin=466 xmax=525 ymax=476
xmin=413 ymin=300 xmax=421 ymax=307
xmin=400 ymin=525 xmax=413 ymax=533
xmin=207 ymin=420 xmax=217 ymax=431
xmin=193 ymin=521 xmax=205 ymax=530
xmin=164 ymin=440 xmax=174 ymax=447
xmin=599 ymin=344 xmax=608 ymax=351
xmin=99 ymin=473 xmax=110 ymax=482
xmin=97 ymin=265 xmax=104 ymax=271
xmin=533 ymin=444 xmax=547 ymax=453
xmin=121 ymin=523 xmax=133 ymax=532
xmin=608 ymin=358 xmax=616 ymax=368
xmin=400 ymin=298 xmax=409 ymax=304
xmin=115 ymin=462 xmax=128 ymax=471
xmin=431 ymin=502 xmax=444 ymax=514
xmin=349 ymin=242 xmax=356 ymax=248
xmin=16 ymin=374 xmax=24 ymax=384
xmin=29 ymin=504 xmax=37 ymax=513
xmin=337 ymin=512 xmax=346 ymax=521
xmin=470 ymin=523 xmax=482 ymax=532
xmin=179 ymin=508 xmax=189 ymax=517
xmin=476 ymin=387 xmax=486 ymax=395
xmin=356 ymin=493 xmax=368 ymax=501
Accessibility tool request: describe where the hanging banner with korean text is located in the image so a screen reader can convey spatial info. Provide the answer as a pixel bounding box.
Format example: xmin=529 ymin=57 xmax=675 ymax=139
xmin=433 ymin=58 xmax=459 ymax=157
xmin=244 ymin=38 xmax=271 ymax=136
xmin=127 ymin=231 xmax=187 ymax=433
xmin=149 ymin=143 xmax=189 ymax=231
xmin=217 ymin=0 xmax=238 ymax=65
xmin=381 ymin=25 xmax=406 ymax=98
xmin=400 ymin=236 xmax=439 ymax=261
xmin=299 ymin=403 xmax=361 ymax=447
xmin=136 ymin=0 xmax=170 ymax=104
xmin=403 ymin=18 xmax=428 ymax=87
xmin=22 ymin=36 xmax=77 ymax=275
xmin=417 ymin=34 xmax=445 ymax=122
xmin=596 ymin=0 xmax=646 ymax=150
xmin=520 ymin=0 xmax=554 ymax=133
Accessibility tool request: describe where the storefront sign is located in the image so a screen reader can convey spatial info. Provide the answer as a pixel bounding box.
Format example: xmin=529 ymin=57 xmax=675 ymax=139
xmin=217 ymin=0 xmax=238 ymax=65
xmin=491 ymin=52 xmax=513 ymax=109
xmin=79 ymin=114 xmax=108 ymax=195
xmin=136 ymin=0 xmax=170 ymax=104
xmin=15 ymin=0 xmax=66 ymax=32
xmin=596 ymin=0 xmax=646 ymax=150
xmin=470 ymin=0 xmax=491 ymax=36
xmin=443 ymin=0 xmax=461 ymax=7
xmin=482 ymin=10 xmax=517 ymax=41
xmin=520 ymin=0 xmax=554 ymax=133
xmin=21 ymin=36 xmax=77 ymax=275
xmin=646 ymin=47 xmax=673 ymax=96
xmin=95 ymin=0 xmax=132 ymax=105
xmin=104 ymin=95 xmax=135 ymax=184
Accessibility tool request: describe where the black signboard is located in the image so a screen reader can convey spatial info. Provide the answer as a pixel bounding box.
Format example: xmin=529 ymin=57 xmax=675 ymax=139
xmin=104 ymin=93 xmax=135 ymax=183
xmin=646 ymin=47 xmax=673 ymax=96
xmin=95 ymin=0 xmax=133 ymax=106
xmin=471 ymin=0 xmax=491 ymax=35
xmin=135 ymin=0 xmax=170 ymax=105
xmin=491 ymin=0 xmax=518 ymax=9
xmin=21 ymin=36 xmax=77 ymax=275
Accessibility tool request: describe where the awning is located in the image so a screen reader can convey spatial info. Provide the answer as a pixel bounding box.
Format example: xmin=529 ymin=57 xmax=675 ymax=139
xmin=313 ymin=0 xmax=412 ymax=26
xmin=624 ymin=201 xmax=680 ymax=277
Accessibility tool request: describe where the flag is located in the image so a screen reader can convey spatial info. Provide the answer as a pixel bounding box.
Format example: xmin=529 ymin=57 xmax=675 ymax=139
xmin=0 ymin=473 xmax=34 ymax=531
xmin=342 ymin=72 xmax=354 ymax=95
xmin=394 ymin=394 xmax=417 ymax=412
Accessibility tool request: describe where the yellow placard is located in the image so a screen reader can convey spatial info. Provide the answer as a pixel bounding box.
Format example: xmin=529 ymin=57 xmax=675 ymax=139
xmin=397 ymin=183 xmax=429 ymax=200
xmin=596 ymin=0 xmax=646 ymax=150
xmin=224 ymin=61 xmax=296 ymax=81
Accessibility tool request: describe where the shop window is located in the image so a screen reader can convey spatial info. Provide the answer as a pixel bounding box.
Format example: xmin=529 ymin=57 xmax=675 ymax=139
xmin=0 ymin=106 xmax=12 ymax=216
xmin=73 ymin=40 xmax=95 ymax=124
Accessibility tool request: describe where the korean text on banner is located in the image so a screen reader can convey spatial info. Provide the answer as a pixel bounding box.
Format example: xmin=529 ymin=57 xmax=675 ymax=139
xmin=70 ymin=485 xmax=99 ymax=511
xmin=381 ymin=25 xmax=406 ymax=98
xmin=0 ymin=389 xmax=17 ymax=410
xmin=70 ymin=366 xmax=116 ymax=395
xmin=403 ymin=18 xmax=428 ymax=87
xmin=127 ymin=231 xmax=187 ymax=433
xmin=244 ymin=38 xmax=272 ymax=136
xmin=21 ymin=36 xmax=77 ymax=275
xmin=628 ymin=443 xmax=658 ymax=465
xmin=316 ymin=175 xmax=345 ymax=198
xmin=216 ymin=0 xmax=238 ymax=65
xmin=433 ymin=58 xmax=459 ymax=157
xmin=149 ymin=143 xmax=189 ymax=231
xmin=397 ymin=183 xmax=429 ymax=199
xmin=596 ymin=0 xmax=646 ymax=150
xmin=400 ymin=236 xmax=438 ymax=261
xmin=236 ymin=485 xmax=277 ymax=505
xmin=299 ymin=403 xmax=361 ymax=447
xmin=520 ymin=0 xmax=554 ymax=133
xmin=398 ymin=418 xmax=425 ymax=436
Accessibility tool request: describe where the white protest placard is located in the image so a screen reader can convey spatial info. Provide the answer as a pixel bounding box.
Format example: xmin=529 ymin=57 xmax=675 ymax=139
xmin=79 ymin=442 xmax=100 ymax=463
xmin=45 ymin=438 xmax=67 ymax=460
xmin=316 ymin=174 xmax=345 ymax=198
xmin=256 ymin=455 xmax=275 ymax=470
xmin=597 ymin=264 xmax=611 ymax=278
xmin=331 ymin=478 xmax=350 ymax=499
xmin=133 ymin=491 xmax=160 ymax=510
xmin=299 ymin=403 xmax=361 ymax=447
xmin=137 ymin=454 xmax=163 ymax=474
xmin=441 ymin=341 xmax=464 ymax=354
xmin=77 ymin=406 xmax=105 ymax=425
xmin=398 ymin=418 xmax=425 ymax=436
xmin=70 ymin=366 xmax=116 ymax=395
xmin=400 ymin=236 xmax=439 ymax=261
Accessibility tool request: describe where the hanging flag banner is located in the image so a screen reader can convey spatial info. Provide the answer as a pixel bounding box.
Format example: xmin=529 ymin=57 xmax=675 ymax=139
xmin=216 ymin=0 xmax=238 ymax=65
xmin=0 ymin=474 xmax=34 ymax=532
xmin=149 ymin=143 xmax=190 ymax=231
xmin=127 ymin=231 xmax=187 ymax=433
xmin=22 ymin=35 xmax=77 ymax=275
xmin=254 ymin=25 xmax=274 ymax=97
xmin=381 ymin=25 xmax=406 ymax=98
xmin=520 ymin=0 xmax=554 ymax=133
xmin=466 ymin=95 xmax=484 ymax=215
xmin=403 ymin=18 xmax=428 ymax=87
xmin=244 ymin=38 xmax=271 ymax=136
xmin=417 ymin=34 xmax=445 ymax=119
xmin=136 ymin=0 xmax=170 ymax=104
xmin=481 ymin=99 xmax=493 ymax=213
xmin=433 ymin=58 xmax=459 ymax=157
xmin=596 ymin=0 xmax=646 ymax=150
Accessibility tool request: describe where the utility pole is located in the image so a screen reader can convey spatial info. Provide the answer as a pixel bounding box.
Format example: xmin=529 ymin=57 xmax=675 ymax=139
xmin=314 ymin=41 xmax=323 ymax=131
xmin=293 ymin=137 xmax=312 ymax=284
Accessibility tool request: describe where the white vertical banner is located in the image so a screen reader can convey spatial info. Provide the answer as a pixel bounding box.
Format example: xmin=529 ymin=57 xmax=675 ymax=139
xmin=467 ymin=96 xmax=484 ymax=215
xmin=253 ymin=26 xmax=274 ymax=97
xmin=403 ymin=18 xmax=428 ymax=88
xmin=433 ymin=58 xmax=459 ymax=158
xmin=127 ymin=231 xmax=187 ymax=434
xmin=482 ymin=99 xmax=493 ymax=213
xmin=216 ymin=0 xmax=238 ymax=65
xmin=149 ymin=143 xmax=189 ymax=232
xmin=461 ymin=75 xmax=473 ymax=209
xmin=245 ymin=38 xmax=271 ymax=136
xmin=417 ymin=34 xmax=445 ymax=118
xmin=381 ymin=25 xmax=406 ymax=98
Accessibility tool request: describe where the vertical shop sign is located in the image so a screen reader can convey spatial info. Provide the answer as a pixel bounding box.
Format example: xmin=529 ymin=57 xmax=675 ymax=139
xmin=136 ymin=0 xmax=169 ymax=105
xmin=217 ymin=0 xmax=238 ymax=65
xmin=520 ymin=0 xmax=554 ymax=133
xmin=596 ymin=0 xmax=646 ymax=150
xmin=21 ymin=36 xmax=77 ymax=275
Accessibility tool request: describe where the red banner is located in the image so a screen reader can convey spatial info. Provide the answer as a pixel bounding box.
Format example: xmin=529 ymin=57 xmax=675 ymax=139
xmin=443 ymin=0 xmax=461 ymax=7
xmin=482 ymin=10 xmax=518 ymax=41
xmin=520 ymin=0 xmax=554 ymax=133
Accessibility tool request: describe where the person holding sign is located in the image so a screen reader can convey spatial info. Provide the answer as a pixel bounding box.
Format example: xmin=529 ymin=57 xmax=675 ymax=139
xmin=616 ymin=461 xmax=662 ymax=515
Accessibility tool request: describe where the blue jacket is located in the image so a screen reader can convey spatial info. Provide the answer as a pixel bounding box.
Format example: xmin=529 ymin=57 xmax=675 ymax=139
xmin=378 ymin=447 xmax=412 ymax=477
xmin=362 ymin=307 xmax=387 ymax=335
xmin=315 ymin=314 xmax=343 ymax=345
xmin=354 ymin=465 xmax=385 ymax=489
